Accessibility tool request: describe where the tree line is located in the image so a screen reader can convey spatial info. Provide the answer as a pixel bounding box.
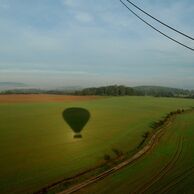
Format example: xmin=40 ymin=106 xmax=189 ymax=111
xmin=74 ymin=85 xmax=141 ymax=96
xmin=1 ymin=85 xmax=194 ymax=98
xmin=74 ymin=85 xmax=194 ymax=97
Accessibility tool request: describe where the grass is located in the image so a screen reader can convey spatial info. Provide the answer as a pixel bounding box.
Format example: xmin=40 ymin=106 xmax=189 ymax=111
xmin=0 ymin=96 xmax=194 ymax=194
xmin=77 ymin=110 xmax=194 ymax=194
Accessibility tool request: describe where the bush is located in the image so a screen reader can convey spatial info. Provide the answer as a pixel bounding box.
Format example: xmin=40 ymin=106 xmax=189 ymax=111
xmin=112 ymin=148 xmax=123 ymax=157
xmin=104 ymin=154 xmax=111 ymax=161
xmin=142 ymin=131 xmax=150 ymax=139
xmin=177 ymin=109 xmax=182 ymax=114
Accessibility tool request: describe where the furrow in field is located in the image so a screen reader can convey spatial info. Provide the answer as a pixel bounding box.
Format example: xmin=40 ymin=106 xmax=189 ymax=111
xmin=134 ymin=136 xmax=183 ymax=194
xmin=158 ymin=166 xmax=194 ymax=194
xmin=56 ymin=123 xmax=166 ymax=194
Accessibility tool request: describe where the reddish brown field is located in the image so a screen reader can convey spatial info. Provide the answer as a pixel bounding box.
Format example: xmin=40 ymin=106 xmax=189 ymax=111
xmin=0 ymin=94 xmax=102 ymax=103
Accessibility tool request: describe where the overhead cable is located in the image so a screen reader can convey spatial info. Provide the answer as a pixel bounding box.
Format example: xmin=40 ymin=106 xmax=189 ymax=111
xmin=125 ymin=0 xmax=194 ymax=41
xmin=120 ymin=0 xmax=194 ymax=51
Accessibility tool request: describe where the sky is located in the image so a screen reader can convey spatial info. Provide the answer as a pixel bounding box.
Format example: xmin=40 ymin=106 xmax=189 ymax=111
xmin=0 ymin=0 xmax=194 ymax=89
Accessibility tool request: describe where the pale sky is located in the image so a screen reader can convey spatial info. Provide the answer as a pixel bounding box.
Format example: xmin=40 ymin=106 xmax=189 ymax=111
xmin=0 ymin=0 xmax=194 ymax=89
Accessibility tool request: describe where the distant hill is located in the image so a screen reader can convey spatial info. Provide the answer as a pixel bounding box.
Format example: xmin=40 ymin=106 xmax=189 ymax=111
xmin=0 ymin=82 xmax=28 ymax=92
xmin=75 ymin=85 xmax=139 ymax=96
xmin=1 ymin=85 xmax=194 ymax=98
xmin=0 ymin=89 xmax=45 ymax=94
xmin=75 ymin=85 xmax=194 ymax=97
xmin=134 ymin=86 xmax=193 ymax=97
xmin=54 ymin=86 xmax=82 ymax=92
xmin=0 ymin=82 xmax=27 ymax=87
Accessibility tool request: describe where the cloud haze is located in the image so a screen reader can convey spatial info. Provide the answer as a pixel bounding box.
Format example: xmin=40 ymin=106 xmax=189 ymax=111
xmin=0 ymin=0 xmax=194 ymax=89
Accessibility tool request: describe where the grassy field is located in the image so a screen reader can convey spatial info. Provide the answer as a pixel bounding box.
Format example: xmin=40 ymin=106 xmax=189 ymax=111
xmin=0 ymin=95 xmax=194 ymax=194
xmin=77 ymin=110 xmax=194 ymax=194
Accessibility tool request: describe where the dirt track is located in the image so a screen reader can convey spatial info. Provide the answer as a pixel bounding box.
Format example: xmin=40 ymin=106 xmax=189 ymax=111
xmin=57 ymin=122 xmax=170 ymax=194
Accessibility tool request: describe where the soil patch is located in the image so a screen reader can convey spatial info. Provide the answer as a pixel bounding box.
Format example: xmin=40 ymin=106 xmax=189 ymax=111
xmin=0 ymin=94 xmax=102 ymax=103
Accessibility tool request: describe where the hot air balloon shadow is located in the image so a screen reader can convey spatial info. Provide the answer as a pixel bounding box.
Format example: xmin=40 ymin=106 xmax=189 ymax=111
xmin=63 ymin=107 xmax=90 ymax=138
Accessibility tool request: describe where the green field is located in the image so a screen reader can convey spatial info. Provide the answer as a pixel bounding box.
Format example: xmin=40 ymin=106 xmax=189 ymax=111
xmin=77 ymin=109 xmax=194 ymax=194
xmin=0 ymin=96 xmax=194 ymax=194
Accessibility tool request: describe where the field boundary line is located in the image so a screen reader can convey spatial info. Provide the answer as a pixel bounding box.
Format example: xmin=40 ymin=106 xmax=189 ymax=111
xmin=56 ymin=116 xmax=174 ymax=194
xmin=35 ymin=108 xmax=193 ymax=194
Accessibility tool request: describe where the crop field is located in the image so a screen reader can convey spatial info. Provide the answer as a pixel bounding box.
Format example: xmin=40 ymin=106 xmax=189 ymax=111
xmin=0 ymin=95 xmax=194 ymax=194
xmin=77 ymin=109 xmax=194 ymax=194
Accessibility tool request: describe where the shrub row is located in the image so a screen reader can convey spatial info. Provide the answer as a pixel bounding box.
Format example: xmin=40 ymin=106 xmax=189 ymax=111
xmin=151 ymin=109 xmax=185 ymax=130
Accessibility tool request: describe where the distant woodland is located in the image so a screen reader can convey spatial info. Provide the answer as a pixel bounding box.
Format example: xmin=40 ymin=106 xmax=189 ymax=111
xmin=75 ymin=85 xmax=194 ymax=98
xmin=1 ymin=85 xmax=194 ymax=98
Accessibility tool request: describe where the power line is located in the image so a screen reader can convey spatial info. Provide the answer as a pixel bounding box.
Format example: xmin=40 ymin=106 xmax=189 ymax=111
xmin=120 ymin=0 xmax=194 ymax=51
xmin=125 ymin=0 xmax=194 ymax=41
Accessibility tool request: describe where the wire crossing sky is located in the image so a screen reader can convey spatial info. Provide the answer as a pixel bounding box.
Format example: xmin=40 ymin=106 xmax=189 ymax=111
xmin=125 ymin=0 xmax=194 ymax=41
xmin=120 ymin=0 xmax=194 ymax=51
xmin=0 ymin=0 xmax=194 ymax=89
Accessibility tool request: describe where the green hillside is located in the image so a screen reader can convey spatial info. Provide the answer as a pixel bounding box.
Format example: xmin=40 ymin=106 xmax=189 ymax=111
xmin=77 ymin=110 xmax=194 ymax=194
xmin=0 ymin=96 xmax=194 ymax=194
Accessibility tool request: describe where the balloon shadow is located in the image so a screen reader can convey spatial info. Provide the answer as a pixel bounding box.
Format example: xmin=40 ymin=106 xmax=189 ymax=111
xmin=62 ymin=107 xmax=90 ymax=138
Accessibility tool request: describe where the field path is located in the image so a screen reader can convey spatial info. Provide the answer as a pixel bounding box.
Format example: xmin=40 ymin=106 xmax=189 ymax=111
xmin=57 ymin=122 xmax=169 ymax=194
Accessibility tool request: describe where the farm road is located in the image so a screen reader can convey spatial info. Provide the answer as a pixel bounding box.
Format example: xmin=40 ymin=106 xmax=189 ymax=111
xmin=57 ymin=121 xmax=170 ymax=194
